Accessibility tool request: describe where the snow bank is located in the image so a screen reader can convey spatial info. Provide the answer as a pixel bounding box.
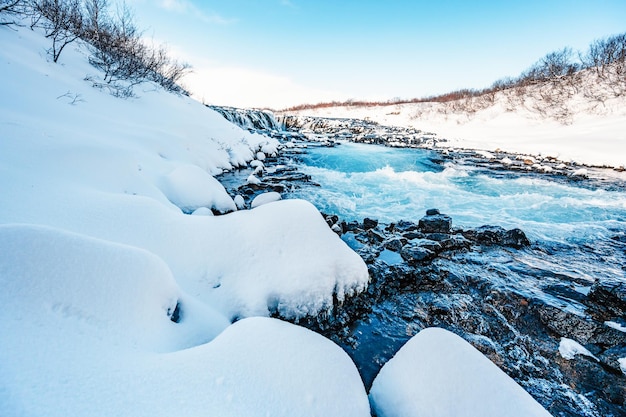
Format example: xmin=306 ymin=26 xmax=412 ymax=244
xmin=0 ymin=228 xmax=369 ymax=416
xmin=0 ymin=21 xmax=371 ymax=417
xmin=290 ymin=91 xmax=626 ymax=168
xmin=369 ymin=327 xmax=551 ymax=417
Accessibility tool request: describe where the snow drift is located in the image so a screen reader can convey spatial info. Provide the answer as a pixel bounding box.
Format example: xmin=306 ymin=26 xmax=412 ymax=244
xmin=369 ymin=327 xmax=552 ymax=417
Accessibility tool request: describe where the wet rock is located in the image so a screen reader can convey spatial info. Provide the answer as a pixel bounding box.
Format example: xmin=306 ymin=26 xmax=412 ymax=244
xmin=536 ymin=305 xmax=598 ymax=344
xmin=363 ymin=217 xmax=379 ymax=230
xmin=586 ymin=278 xmax=626 ymax=320
xmin=400 ymin=244 xmax=436 ymax=265
xmin=502 ymin=228 xmax=531 ymax=248
xmin=418 ymin=213 xmax=452 ymax=234
xmin=426 ymin=208 xmax=441 ymax=216
xmin=402 ymin=231 xmax=423 ymax=240
xmin=462 ymin=225 xmax=530 ymax=248
xmin=384 ymin=237 xmax=405 ymax=252
xmin=411 ymin=238 xmax=442 ymax=254
xmin=394 ymin=220 xmax=419 ymax=233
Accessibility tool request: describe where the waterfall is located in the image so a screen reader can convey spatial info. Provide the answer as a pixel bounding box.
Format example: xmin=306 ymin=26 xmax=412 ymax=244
xmin=208 ymin=105 xmax=284 ymax=131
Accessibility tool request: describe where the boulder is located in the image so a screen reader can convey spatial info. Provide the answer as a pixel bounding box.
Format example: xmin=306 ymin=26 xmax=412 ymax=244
xmin=418 ymin=213 xmax=452 ymax=234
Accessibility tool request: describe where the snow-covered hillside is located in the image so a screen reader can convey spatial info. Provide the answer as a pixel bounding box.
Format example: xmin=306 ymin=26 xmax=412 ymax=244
xmin=1 ymin=19 xmax=551 ymax=417
xmin=285 ymin=82 xmax=626 ymax=169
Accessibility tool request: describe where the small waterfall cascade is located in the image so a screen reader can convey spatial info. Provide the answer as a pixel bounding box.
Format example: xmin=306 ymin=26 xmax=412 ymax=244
xmin=208 ymin=106 xmax=284 ymax=131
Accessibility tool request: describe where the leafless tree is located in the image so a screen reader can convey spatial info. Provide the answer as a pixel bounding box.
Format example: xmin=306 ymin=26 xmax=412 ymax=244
xmin=0 ymin=0 xmax=26 ymax=25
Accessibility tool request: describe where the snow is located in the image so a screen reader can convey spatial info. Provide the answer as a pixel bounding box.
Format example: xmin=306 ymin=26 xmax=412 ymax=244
xmin=0 ymin=21 xmax=370 ymax=417
xmin=1 ymin=17 xmax=573 ymax=417
xmin=290 ymin=87 xmax=626 ymax=169
xmin=251 ymin=191 xmax=283 ymax=208
xmin=160 ymin=164 xmax=237 ymax=213
xmin=247 ymin=173 xmax=262 ymax=185
xmin=369 ymin=327 xmax=552 ymax=417
xmin=605 ymin=321 xmax=626 ymax=333
xmin=619 ymin=358 xmax=626 ymax=375
xmin=0 ymin=226 xmax=369 ymax=416
xmin=558 ymin=338 xmax=599 ymax=361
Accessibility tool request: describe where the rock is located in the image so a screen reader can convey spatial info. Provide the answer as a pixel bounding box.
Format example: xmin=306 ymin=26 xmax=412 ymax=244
xmin=536 ymin=305 xmax=597 ymax=344
xmin=502 ymin=228 xmax=531 ymax=248
xmin=400 ymin=244 xmax=436 ymax=265
xmin=425 ymin=208 xmax=440 ymax=216
xmin=462 ymin=225 xmax=530 ymax=248
xmin=384 ymin=237 xmax=405 ymax=252
xmin=412 ymin=238 xmax=443 ymax=254
xmin=363 ymin=217 xmax=379 ymax=230
xmin=394 ymin=220 xmax=418 ymax=233
xmin=586 ymin=278 xmax=626 ymax=320
xmin=418 ymin=213 xmax=452 ymax=234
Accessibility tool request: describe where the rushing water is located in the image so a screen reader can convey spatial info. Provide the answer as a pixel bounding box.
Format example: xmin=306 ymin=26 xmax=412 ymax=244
xmin=290 ymin=142 xmax=626 ymax=244
xmin=287 ymin=141 xmax=626 ymax=402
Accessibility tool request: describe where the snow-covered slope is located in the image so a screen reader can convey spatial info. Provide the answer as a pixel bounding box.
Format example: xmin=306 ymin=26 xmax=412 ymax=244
xmin=1 ymin=20 xmax=557 ymax=417
xmin=0 ymin=21 xmax=370 ymax=417
xmin=285 ymin=84 xmax=626 ymax=169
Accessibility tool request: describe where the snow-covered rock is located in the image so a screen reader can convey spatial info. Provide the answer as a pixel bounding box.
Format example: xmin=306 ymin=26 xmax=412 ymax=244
xmin=0 ymin=227 xmax=369 ymax=416
xmin=369 ymin=327 xmax=552 ymax=417
xmin=251 ymin=191 xmax=282 ymax=208
xmin=160 ymin=164 xmax=237 ymax=213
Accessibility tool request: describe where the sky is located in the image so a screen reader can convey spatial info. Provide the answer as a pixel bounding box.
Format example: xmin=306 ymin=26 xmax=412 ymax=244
xmin=126 ymin=0 xmax=626 ymax=109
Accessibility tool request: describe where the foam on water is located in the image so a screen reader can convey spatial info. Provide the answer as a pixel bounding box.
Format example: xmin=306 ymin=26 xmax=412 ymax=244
xmin=291 ymin=142 xmax=626 ymax=243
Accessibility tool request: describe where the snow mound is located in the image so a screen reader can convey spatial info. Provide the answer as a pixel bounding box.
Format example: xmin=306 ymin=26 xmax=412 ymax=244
xmin=369 ymin=327 xmax=552 ymax=417
xmin=559 ymin=337 xmax=599 ymax=361
xmin=160 ymin=164 xmax=237 ymax=213
xmin=204 ymin=199 xmax=369 ymax=319
xmin=251 ymin=191 xmax=282 ymax=208
xmin=0 ymin=224 xmax=229 ymax=353
xmin=0 ymin=236 xmax=370 ymax=416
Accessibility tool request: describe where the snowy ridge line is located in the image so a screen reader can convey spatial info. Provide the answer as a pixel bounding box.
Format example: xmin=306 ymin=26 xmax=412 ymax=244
xmin=282 ymin=75 xmax=626 ymax=169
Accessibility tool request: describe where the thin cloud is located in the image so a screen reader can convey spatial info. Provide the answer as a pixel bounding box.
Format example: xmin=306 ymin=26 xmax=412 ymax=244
xmin=158 ymin=0 xmax=237 ymax=25
xmin=280 ymin=0 xmax=297 ymax=9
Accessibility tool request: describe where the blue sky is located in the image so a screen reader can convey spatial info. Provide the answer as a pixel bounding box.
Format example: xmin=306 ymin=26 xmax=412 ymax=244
xmin=127 ymin=0 xmax=626 ymax=109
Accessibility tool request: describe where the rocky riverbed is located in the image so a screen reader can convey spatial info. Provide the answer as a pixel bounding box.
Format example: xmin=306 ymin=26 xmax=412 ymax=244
xmin=214 ymin=108 xmax=626 ymax=417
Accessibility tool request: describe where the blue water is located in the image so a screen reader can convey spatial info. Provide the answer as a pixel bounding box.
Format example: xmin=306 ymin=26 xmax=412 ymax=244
xmin=290 ymin=142 xmax=626 ymax=244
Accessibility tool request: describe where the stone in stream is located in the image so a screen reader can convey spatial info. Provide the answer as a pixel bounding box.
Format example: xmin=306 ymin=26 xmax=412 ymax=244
xmin=418 ymin=211 xmax=452 ymax=234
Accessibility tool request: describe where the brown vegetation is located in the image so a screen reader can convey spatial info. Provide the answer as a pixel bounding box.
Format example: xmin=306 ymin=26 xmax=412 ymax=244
xmin=1 ymin=0 xmax=191 ymax=96
xmin=283 ymin=33 xmax=626 ymax=124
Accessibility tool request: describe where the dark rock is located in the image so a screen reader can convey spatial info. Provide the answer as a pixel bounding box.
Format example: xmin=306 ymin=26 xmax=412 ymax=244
xmin=363 ymin=217 xmax=379 ymax=230
xmin=536 ymin=305 xmax=597 ymax=344
xmin=426 ymin=208 xmax=441 ymax=216
xmin=394 ymin=220 xmax=418 ymax=232
xmin=403 ymin=231 xmax=424 ymax=240
xmin=502 ymin=228 xmax=531 ymax=248
xmin=586 ymin=278 xmax=626 ymax=320
xmin=462 ymin=225 xmax=530 ymax=248
xmin=418 ymin=213 xmax=452 ymax=234
xmin=412 ymin=238 xmax=443 ymax=254
xmin=400 ymin=244 xmax=436 ymax=265
xmin=384 ymin=237 xmax=406 ymax=252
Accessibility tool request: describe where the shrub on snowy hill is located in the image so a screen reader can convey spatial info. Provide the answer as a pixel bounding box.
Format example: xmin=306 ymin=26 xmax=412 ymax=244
xmin=1 ymin=0 xmax=190 ymax=96
xmin=283 ymin=31 xmax=626 ymax=125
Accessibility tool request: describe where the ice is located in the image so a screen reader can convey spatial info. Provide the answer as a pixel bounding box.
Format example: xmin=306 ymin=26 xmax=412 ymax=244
xmin=369 ymin=327 xmax=552 ymax=417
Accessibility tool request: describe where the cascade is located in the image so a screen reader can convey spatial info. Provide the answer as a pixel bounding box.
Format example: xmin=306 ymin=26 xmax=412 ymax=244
xmin=208 ymin=105 xmax=284 ymax=131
